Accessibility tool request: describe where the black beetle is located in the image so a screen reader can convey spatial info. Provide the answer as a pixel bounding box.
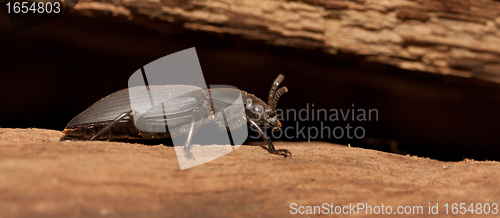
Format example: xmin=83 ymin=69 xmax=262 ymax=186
xmin=62 ymin=74 xmax=291 ymax=158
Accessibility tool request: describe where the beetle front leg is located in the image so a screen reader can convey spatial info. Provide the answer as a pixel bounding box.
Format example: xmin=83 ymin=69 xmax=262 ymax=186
xmin=248 ymin=119 xmax=291 ymax=158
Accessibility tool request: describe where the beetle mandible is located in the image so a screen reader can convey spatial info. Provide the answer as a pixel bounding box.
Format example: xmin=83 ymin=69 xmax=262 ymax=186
xmin=62 ymin=74 xmax=291 ymax=158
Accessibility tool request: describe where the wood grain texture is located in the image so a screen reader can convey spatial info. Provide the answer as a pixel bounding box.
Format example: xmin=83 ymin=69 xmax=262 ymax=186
xmin=71 ymin=0 xmax=500 ymax=83
xmin=1 ymin=128 xmax=500 ymax=217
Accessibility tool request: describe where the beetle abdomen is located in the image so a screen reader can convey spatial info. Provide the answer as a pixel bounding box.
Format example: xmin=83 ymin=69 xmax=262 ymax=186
xmin=66 ymin=88 xmax=131 ymax=128
xmin=66 ymin=85 xmax=203 ymax=128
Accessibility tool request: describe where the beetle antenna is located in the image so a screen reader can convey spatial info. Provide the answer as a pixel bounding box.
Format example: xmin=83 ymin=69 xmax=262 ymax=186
xmin=268 ymin=74 xmax=285 ymax=106
xmin=271 ymin=86 xmax=288 ymax=111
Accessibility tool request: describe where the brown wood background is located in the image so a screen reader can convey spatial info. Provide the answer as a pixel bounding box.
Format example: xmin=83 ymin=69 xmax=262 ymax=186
xmin=71 ymin=0 xmax=500 ymax=84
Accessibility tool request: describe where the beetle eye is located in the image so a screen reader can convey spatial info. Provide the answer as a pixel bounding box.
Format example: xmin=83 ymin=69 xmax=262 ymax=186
xmin=251 ymin=105 xmax=263 ymax=113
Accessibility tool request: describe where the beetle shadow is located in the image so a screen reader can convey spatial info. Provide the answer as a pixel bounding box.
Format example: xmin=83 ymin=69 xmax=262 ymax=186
xmin=130 ymin=122 xmax=247 ymax=148
xmin=119 ymin=138 xmax=177 ymax=147
xmin=60 ymin=136 xmax=177 ymax=146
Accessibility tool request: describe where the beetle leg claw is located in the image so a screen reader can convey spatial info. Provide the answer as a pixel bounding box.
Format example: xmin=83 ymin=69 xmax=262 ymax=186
xmin=260 ymin=144 xmax=292 ymax=158
xmin=268 ymin=148 xmax=292 ymax=158
xmin=183 ymin=146 xmax=195 ymax=160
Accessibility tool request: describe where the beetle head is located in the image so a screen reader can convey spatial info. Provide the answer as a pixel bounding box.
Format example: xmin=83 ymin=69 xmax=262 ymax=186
xmin=245 ymin=74 xmax=288 ymax=131
xmin=246 ymin=96 xmax=282 ymax=131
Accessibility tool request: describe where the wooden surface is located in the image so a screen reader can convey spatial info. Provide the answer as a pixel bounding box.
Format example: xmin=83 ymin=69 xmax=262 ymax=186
xmin=1 ymin=128 xmax=500 ymax=217
xmin=70 ymin=0 xmax=500 ymax=84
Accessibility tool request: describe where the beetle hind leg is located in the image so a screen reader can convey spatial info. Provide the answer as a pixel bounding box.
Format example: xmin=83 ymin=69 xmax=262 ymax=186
xmin=88 ymin=111 xmax=133 ymax=140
